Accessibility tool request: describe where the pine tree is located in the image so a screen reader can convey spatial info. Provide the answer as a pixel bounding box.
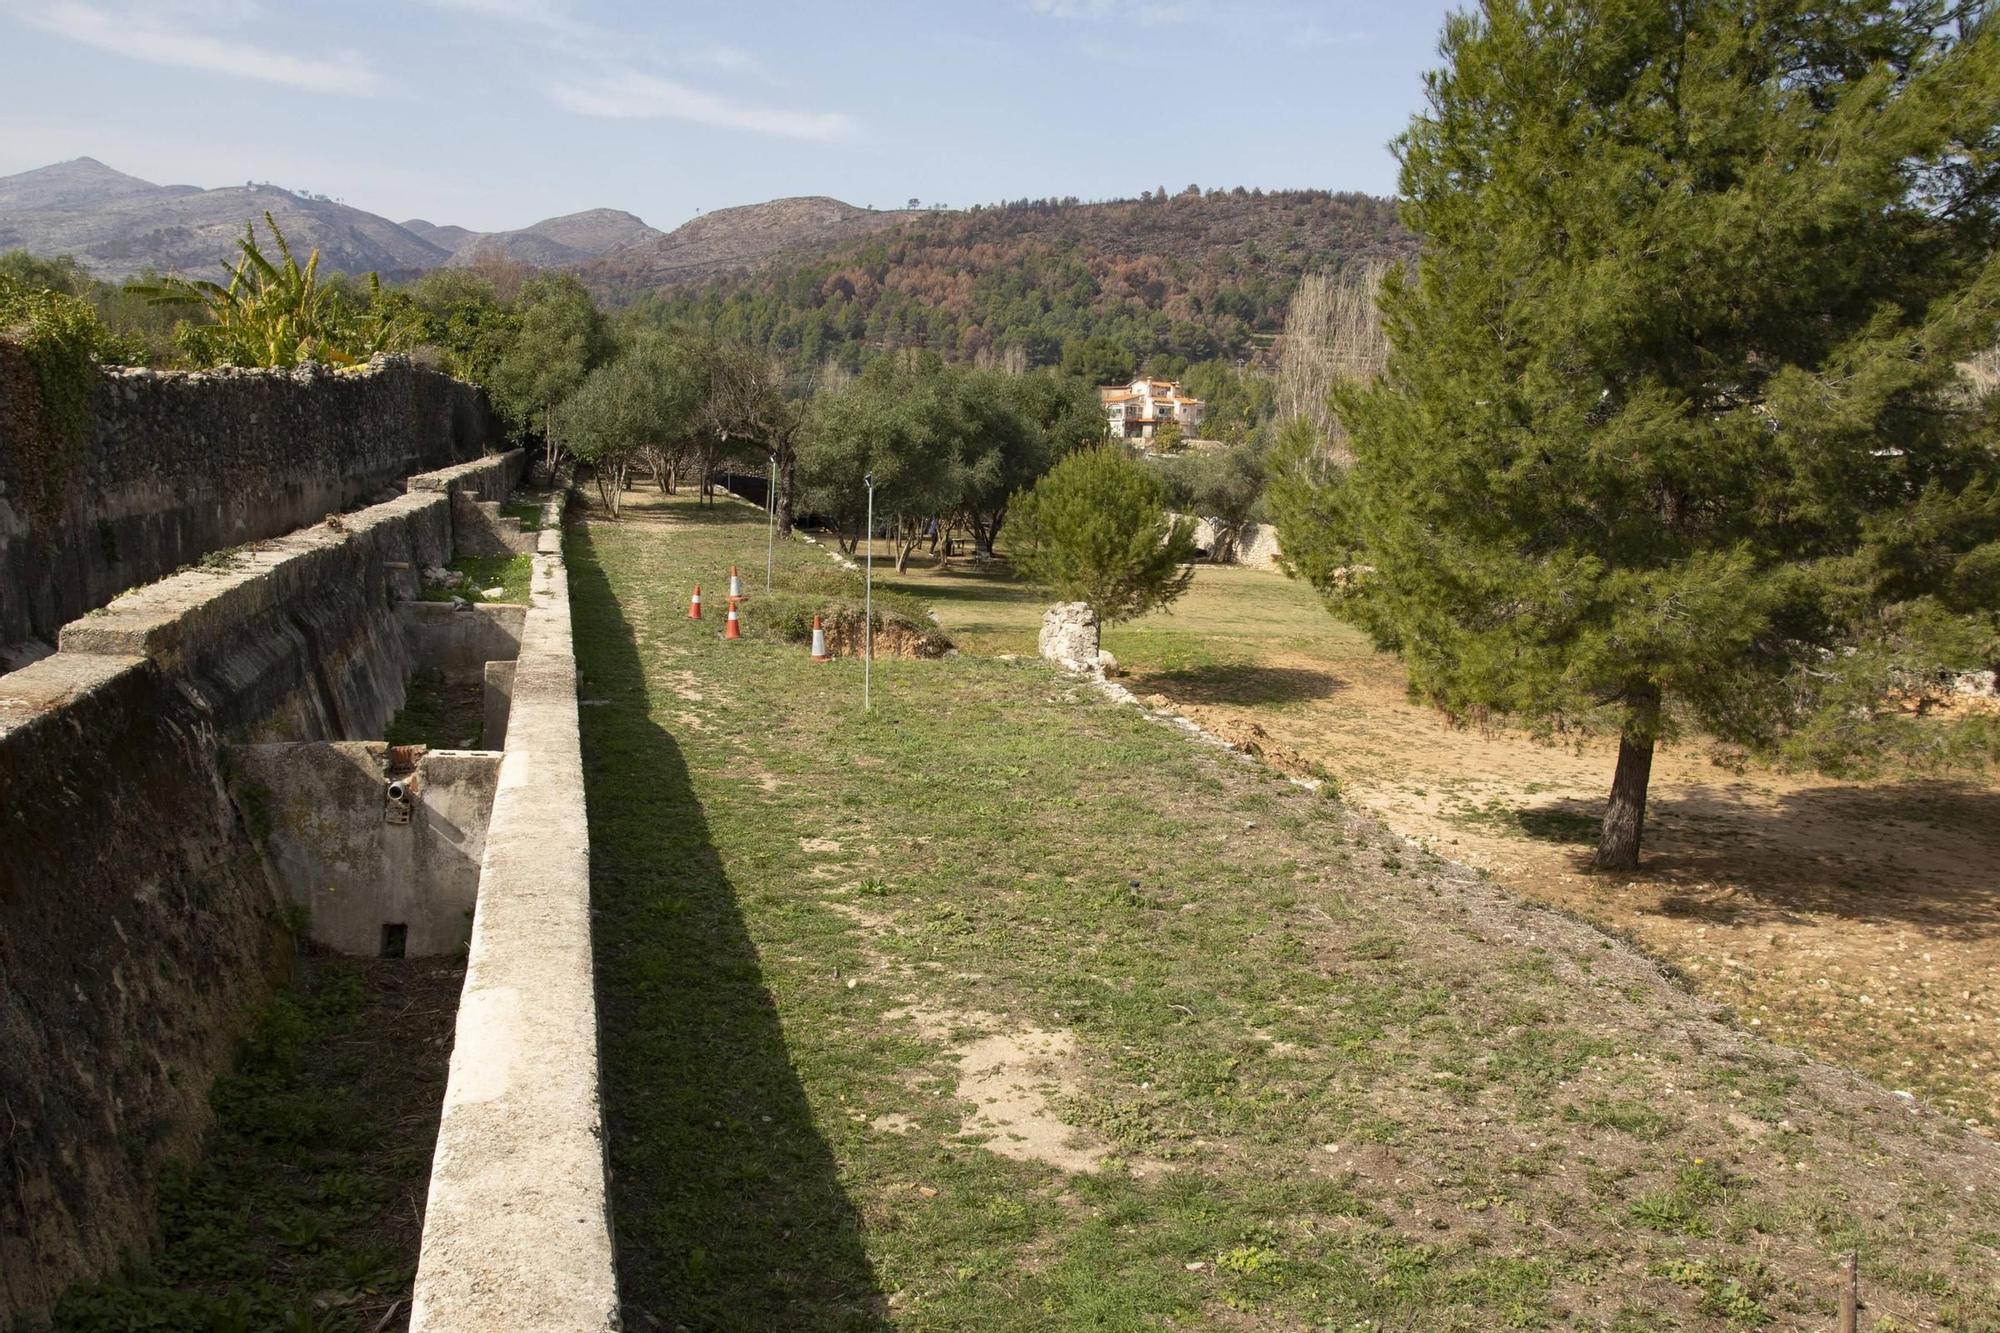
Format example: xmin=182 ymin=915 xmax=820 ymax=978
xmin=1008 ymin=446 xmax=1198 ymax=623
xmin=1280 ymin=0 xmax=2000 ymax=870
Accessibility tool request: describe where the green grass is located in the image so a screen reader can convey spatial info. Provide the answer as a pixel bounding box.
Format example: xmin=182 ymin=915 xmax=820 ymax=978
xmin=422 ymin=552 xmax=532 ymax=605
xmin=39 ymin=958 xmax=459 ymax=1333
xmin=574 ymin=494 xmax=2000 ymax=1332
xmin=864 ymin=539 xmax=1368 ymax=686
xmin=385 ymin=667 xmax=485 ymax=749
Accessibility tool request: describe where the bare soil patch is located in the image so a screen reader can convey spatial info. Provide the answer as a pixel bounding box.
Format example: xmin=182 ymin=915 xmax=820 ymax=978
xmin=1145 ymin=647 xmax=2000 ymax=1132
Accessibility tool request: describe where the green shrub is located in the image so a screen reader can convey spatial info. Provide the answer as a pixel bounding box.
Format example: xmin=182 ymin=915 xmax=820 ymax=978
xmin=0 ymin=275 xmax=141 ymax=522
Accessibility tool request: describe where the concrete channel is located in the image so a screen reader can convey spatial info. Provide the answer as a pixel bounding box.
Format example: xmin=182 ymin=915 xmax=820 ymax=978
xmin=1 ymin=362 xmax=614 ymax=1326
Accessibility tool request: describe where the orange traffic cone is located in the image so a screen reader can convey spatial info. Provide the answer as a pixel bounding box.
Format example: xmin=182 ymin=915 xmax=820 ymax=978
xmin=728 ymin=565 xmax=742 ymax=599
xmin=810 ymin=614 xmax=830 ymax=662
xmin=724 ymin=597 xmax=742 ymax=639
xmin=688 ymin=584 xmax=702 ymax=619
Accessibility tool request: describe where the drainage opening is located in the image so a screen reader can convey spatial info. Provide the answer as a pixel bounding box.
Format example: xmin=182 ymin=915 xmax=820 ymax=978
xmin=379 ymin=923 xmax=408 ymax=959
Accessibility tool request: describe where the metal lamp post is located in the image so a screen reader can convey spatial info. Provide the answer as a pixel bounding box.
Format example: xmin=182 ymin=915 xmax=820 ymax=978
xmin=863 ymin=473 xmax=874 ymax=713
xmin=765 ymin=451 xmax=777 ymax=593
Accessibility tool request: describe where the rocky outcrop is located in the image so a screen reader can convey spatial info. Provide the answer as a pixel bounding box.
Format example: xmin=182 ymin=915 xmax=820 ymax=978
xmin=1039 ymin=602 xmax=1101 ymax=672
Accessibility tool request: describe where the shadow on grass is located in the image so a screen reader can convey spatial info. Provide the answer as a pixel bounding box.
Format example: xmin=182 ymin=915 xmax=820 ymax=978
xmin=1459 ymin=800 xmax=1603 ymax=847
xmin=1470 ymin=782 xmax=2000 ymax=935
xmin=568 ymin=524 xmax=888 ymax=1331
xmin=1130 ymin=663 xmax=1346 ymax=706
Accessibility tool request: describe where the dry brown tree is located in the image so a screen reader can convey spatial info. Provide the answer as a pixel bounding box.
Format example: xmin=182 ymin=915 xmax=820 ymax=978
xmin=1275 ymin=261 xmax=1390 ymax=464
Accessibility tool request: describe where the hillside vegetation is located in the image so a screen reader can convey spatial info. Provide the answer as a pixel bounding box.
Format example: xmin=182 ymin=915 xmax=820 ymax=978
xmin=615 ymin=190 xmax=1413 ymax=371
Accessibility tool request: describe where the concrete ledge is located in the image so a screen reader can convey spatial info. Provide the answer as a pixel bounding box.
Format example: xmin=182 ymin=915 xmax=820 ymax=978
xmin=58 ymin=491 xmax=449 ymax=663
xmin=412 ymin=489 xmax=617 ymax=1331
xmin=410 ymin=450 xmax=525 ymax=503
xmin=0 ymin=651 xmax=148 ymax=738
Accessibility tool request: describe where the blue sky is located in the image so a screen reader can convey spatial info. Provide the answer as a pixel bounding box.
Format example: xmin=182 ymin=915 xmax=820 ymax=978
xmin=0 ymin=1 xmax=1457 ymax=232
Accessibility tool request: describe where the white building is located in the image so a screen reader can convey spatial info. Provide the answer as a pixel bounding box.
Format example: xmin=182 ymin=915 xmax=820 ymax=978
xmin=1099 ymin=377 xmax=1205 ymax=442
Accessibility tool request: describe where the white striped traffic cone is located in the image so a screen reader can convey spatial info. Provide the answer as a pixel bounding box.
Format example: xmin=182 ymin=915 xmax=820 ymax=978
xmin=688 ymin=584 xmax=702 ymax=620
xmin=728 ymin=565 xmax=742 ymax=599
xmin=724 ymin=597 xmax=742 ymax=640
xmin=810 ymin=614 xmax=830 ymax=662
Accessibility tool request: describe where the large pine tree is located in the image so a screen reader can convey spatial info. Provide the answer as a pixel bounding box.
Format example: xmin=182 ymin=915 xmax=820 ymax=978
xmin=1280 ymin=0 xmax=2000 ymax=869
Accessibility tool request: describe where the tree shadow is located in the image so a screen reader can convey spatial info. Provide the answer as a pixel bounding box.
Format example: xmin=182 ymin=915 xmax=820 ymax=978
xmin=1500 ymin=780 xmax=2000 ymax=937
xmin=1129 ymin=663 xmax=1347 ymax=706
xmin=568 ymin=527 xmax=888 ymax=1331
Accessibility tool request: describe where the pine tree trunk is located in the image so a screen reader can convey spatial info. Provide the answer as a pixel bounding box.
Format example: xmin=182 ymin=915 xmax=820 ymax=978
xmin=1594 ymin=686 xmax=1660 ymax=872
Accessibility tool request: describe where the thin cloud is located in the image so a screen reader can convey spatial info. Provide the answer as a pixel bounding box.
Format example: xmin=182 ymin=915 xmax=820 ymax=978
xmin=548 ymin=70 xmax=853 ymax=141
xmin=414 ymin=0 xmax=590 ymax=38
xmin=1028 ymin=0 xmax=1193 ymax=21
xmin=1027 ymin=0 xmax=1119 ymax=16
xmin=26 ymin=2 xmax=382 ymax=94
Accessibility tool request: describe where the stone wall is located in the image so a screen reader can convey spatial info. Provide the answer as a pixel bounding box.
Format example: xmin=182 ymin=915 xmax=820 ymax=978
xmin=0 ymin=652 xmax=280 ymax=1316
xmin=399 ymin=602 xmax=527 ymax=683
xmin=0 ymin=450 xmax=520 ymax=1322
xmin=0 ymin=355 xmax=502 ymax=663
xmin=1190 ymin=516 xmax=1284 ymax=571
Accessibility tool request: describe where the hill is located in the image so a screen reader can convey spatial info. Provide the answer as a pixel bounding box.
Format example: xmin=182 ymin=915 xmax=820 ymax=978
xmin=400 ymin=218 xmax=480 ymax=252
xmin=0 ymin=156 xmax=193 ymax=213
xmin=0 ymin=158 xmax=662 ymax=281
xmin=608 ymin=189 xmax=1413 ymax=371
xmin=444 ymin=207 xmax=662 ymax=269
xmin=0 ymin=158 xmax=451 ymax=279
xmin=587 ymin=196 xmax=920 ymax=290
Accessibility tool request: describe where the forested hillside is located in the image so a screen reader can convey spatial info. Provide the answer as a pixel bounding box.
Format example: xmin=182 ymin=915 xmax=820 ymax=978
xmin=612 ymin=189 xmax=1412 ymax=373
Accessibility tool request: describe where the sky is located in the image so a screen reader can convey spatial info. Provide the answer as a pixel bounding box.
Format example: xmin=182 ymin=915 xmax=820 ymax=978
xmin=0 ymin=0 xmax=1457 ymax=233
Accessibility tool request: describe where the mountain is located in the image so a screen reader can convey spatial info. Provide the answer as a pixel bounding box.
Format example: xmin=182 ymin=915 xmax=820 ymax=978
xmin=444 ymin=208 xmax=662 ymax=269
xmin=586 ymin=197 xmax=919 ymax=289
xmin=0 ymin=159 xmax=451 ymax=279
xmin=0 ymin=159 xmax=669 ymax=281
xmin=400 ymin=218 xmax=480 ymax=252
xmin=0 ymin=157 xmax=196 ymax=213
xmin=610 ymin=190 xmax=1413 ymax=370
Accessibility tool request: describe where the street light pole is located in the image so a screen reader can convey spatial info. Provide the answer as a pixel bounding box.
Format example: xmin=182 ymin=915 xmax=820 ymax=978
xmin=863 ymin=473 xmax=874 ymax=713
xmin=765 ymin=451 xmax=777 ymax=593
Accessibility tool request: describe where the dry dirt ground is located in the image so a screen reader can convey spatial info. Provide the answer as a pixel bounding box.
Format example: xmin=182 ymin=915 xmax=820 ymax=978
xmin=1139 ymin=647 xmax=2000 ymax=1136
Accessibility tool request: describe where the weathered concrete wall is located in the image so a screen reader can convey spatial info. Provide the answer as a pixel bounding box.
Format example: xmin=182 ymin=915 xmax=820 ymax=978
xmin=450 ymin=492 xmax=537 ymax=558
xmin=230 ymin=743 xmax=500 ymax=957
xmin=399 ymin=602 xmax=526 ymax=682
xmin=483 ymin=661 xmax=516 ymax=750
xmin=60 ymin=490 xmax=452 ymax=740
xmin=413 ymin=489 xmax=619 ymax=1332
xmin=0 ymin=652 xmax=279 ymax=1317
xmin=0 ymin=448 xmax=525 ymax=1322
xmin=0 ymin=355 xmax=503 ymax=662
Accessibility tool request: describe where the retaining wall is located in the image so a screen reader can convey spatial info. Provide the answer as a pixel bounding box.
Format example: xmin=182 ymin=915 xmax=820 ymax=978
xmin=0 ymin=354 xmax=503 ymax=662
xmin=0 ymin=651 xmax=279 ymax=1316
xmin=0 ymin=448 xmax=520 ymax=1320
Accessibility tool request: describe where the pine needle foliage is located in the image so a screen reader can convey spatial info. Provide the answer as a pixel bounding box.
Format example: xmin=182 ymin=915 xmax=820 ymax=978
xmin=1277 ymin=0 xmax=2000 ymax=868
xmin=1008 ymin=445 xmax=1198 ymax=623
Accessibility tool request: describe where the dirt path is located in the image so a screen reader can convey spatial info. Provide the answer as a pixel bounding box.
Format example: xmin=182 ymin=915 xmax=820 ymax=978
xmin=1139 ymin=649 xmax=2000 ymax=1132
